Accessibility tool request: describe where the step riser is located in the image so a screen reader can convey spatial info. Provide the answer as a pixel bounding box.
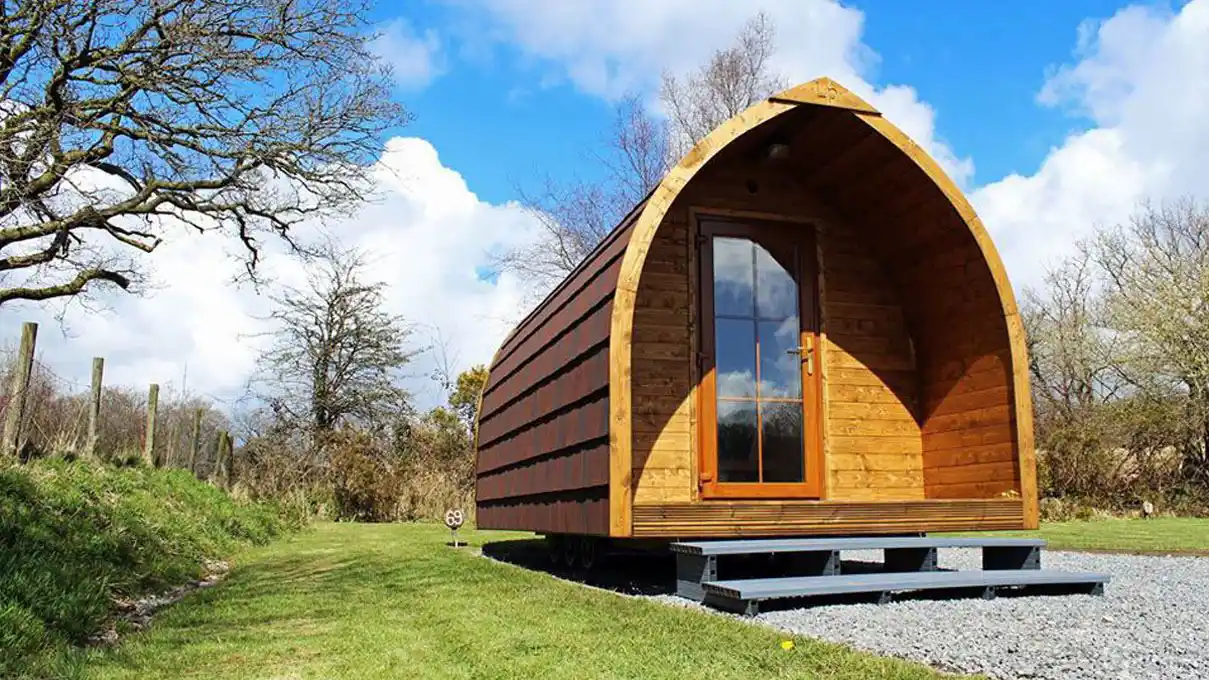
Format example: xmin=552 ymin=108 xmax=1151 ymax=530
xmin=675 ymin=551 xmax=843 ymax=601
xmin=984 ymin=545 xmax=1040 ymax=570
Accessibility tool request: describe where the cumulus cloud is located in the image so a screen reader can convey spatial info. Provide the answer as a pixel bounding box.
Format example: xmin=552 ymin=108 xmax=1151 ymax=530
xmin=466 ymin=0 xmax=1209 ymax=294
xmin=371 ymin=18 xmax=445 ymax=89
xmin=11 ymin=1 xmax=1204 ymax=419
xmin=1 ymin=139 xmax=542 ymax=411
xmin=973 ymin=1 xmax=1209 ymax=291
xmin=460 ymin=0 xmax=973 ymax=185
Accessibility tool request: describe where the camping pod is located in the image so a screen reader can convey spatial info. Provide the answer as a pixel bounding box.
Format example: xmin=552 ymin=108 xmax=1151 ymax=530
xmin=474 ymin=77 xmax=1037 ymax=540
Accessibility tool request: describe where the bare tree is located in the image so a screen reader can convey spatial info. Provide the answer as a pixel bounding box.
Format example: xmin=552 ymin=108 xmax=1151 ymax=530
xmin=493 ymin=12 xmax=783 ymax=295
xmin=0 ymin=0 xmax=407 ymax=306
xmin=1024 ymin=198 xmax=1209 ymax=509
xmin=660 ymin=12 xmax=785 ymax=159
xmin=1091 ymin=199 xmax=1209 ymax=478
xmin=1023 ymin=252 xmax=1122 ymax=417
xmin=250 ymin=240 xmax=417 ymax=435
xmin=495 ymin=95 xmax=668 ymax=297
xmin=1022 ymin=254 xmax=1126 ymax=499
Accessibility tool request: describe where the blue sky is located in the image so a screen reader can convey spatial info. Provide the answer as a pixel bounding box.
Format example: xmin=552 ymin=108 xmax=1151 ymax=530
xmin=387 ymin=0 xmax=1145 ymax=201
xmin=12 ymin=0 xmax=1209 ymax=411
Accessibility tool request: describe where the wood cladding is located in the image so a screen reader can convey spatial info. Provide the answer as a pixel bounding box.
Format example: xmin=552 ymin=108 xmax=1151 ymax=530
xmin=627 ymin=145 xmax=926 ymax=505
xmin=477 ymin=78 xmax=1035 ymax=539
xmin=475 ymin=206 xmax=641 ymax=535
xmin=630 ymin=212 xmax=695 ymax=504
xmin=818 ymin=219 xmax=924 ymax=501
xmin=477 ymin=493 xmax=609 ymax=536
xmin=799 ymin=108 xmax=1021 ymax=502
xmin=631 ymin=499 xmax=1025 ymax=537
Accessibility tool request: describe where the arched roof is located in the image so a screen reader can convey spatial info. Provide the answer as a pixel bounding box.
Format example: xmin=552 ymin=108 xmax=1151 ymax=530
xmin=475 ymin=77 xmax=1036 ymax=538
xmin=606 ymin=77 xmax=1035 ymax=535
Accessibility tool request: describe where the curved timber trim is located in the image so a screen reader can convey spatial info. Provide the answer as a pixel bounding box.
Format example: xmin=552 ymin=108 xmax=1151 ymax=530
xmin=609 ymin=76 xmax=1038 ymax=537
xmin=769 ymin=76 xmax=881 ymax=115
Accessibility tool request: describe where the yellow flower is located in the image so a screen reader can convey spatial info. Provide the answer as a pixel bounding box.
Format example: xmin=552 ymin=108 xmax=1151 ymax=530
xmin=780 ymin=640 xmax=795 ymax=651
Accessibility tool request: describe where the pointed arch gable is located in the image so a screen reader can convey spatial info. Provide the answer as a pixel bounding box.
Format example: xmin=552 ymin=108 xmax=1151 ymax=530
xmin=608 ymin=78 xmax=1036 ymax=536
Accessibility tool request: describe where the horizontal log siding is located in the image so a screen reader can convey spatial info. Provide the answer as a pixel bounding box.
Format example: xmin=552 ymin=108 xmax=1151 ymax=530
xmin=805 ymin=109 xmax=1019 ymax=500
xmin=475 ymin=210 xmax=641 ymax=535
xmin=631 ymin=498 xmax=1024 ymax=537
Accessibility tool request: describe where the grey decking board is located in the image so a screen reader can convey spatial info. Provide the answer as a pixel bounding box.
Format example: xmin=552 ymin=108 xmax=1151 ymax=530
xmin=702 ymin=569 xmax=1110 ymax=600
xmin=671 ymin=536 xmax=1046 ymax=556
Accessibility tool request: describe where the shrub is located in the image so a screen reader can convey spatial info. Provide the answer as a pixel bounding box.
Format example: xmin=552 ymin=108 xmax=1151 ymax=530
xmin=328 ymin=429 xmax=406 ymax=522
xmin=0 ymin=458 xmax=301 ymax=678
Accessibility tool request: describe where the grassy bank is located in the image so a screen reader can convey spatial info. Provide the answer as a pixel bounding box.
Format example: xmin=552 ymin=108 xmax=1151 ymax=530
xmin=0 ymin=458 xmax=300 ymax=679
xmin=82 ymin=523 xmax=964 ymax=680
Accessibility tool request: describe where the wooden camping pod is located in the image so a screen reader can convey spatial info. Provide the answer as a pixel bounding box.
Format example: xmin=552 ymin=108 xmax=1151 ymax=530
xmin=475 ymin=77 xmax=1037 ymax=539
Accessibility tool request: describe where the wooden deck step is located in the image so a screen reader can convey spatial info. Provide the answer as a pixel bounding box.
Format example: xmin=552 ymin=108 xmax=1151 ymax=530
xmin=701 ymin=569 xmax=1110 ymax=615
xmin=673 ymin=536 xmax=1048 ymax=601
xmin=671 ymin=536 xmax=1044 ymax=556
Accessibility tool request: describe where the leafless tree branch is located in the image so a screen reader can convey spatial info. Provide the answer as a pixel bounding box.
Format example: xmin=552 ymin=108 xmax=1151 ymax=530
xmin=0 ymin=0 xmax=408 ymax=305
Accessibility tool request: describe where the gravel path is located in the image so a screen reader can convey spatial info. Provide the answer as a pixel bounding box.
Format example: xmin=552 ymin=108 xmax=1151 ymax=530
xmin=649 ymin=549 xmax=1209 ymax=679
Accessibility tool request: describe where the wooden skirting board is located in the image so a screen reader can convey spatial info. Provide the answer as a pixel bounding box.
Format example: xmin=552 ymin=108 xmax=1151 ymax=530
xmin=631 ymin=498 xmax=1024 ymax=538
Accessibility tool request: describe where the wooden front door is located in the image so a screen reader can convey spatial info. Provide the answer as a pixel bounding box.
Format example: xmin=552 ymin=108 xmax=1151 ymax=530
xmin=697 ymin=217 xmax=824 ymax=499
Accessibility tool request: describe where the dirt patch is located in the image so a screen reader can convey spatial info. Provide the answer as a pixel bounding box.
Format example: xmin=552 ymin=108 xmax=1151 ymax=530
xmin=87 ymin=559 xmax=231 ymax=647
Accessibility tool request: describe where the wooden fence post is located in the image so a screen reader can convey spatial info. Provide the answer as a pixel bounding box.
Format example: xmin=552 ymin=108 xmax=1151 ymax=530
xmin=2 ymin=322 xmax=38 ymax=458
xmin=211 ymin=429 xmax=226 ymax=485
xmin=87 ymin=357 xmax=103 ymax=459
xmin=166 ymin=410 xmax=180 ymax=469
xmin=143 ymin=383 xmax=159 ymax=466
xmin=222 ymin=431 xmax=234 ymax=489
xmin=188 ymin=408 xmax=202 ymax=474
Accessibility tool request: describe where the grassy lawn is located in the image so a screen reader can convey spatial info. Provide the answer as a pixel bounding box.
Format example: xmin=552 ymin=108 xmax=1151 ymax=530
xmin=950 ymin=517 xmax=1209 ymax=554
xmin=81 ymin=523 xmax=964 ymax=680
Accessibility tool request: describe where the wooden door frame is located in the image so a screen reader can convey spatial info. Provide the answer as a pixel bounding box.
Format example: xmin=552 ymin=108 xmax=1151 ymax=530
xmin=694 ymin=212 xmax=826 ymax=500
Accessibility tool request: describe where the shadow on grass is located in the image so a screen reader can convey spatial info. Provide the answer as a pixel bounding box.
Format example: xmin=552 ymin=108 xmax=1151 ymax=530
xmin=480 ymin=538 xmax=678 ymax=596
xmin=478 ymin=539 xmax=1065 ymax=614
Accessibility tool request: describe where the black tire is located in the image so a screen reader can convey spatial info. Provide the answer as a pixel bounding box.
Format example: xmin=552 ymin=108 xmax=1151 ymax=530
xmin=579 ymin=536 xmax=598 ymax=571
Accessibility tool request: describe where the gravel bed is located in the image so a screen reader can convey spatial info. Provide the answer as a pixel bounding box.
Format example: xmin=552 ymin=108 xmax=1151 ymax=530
xmin=648 ymin=549 xmax=1209 ymax=679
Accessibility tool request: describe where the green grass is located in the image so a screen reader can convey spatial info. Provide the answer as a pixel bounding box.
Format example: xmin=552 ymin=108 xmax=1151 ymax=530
xmin=81 ymin=523 xmax=967 ymax=680
xmin=0 ymin=458 xmax=300 ymax=679
xmin=949 ymin=517 xmax=1209 ymax=554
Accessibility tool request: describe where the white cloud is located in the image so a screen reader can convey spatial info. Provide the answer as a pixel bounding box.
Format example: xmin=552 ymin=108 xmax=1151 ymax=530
xmin=461 ymin=0 xmax=973 ymax=185
xmin=973 ymin=0 xmax=1209 ymax=292
xmin=0 ymin=139 xmax=542 ymax=412
xmin=14 ymin=0 xmax=1205 ymax=424
xmin=465 ymin=0 xmax=1209 ymax=295
xmin=371 ymin=19 xmax=445 ymax=89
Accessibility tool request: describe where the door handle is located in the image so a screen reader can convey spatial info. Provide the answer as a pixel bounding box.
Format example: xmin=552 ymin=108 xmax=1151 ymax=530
xmin=786 ymin=340 xmax=816 ymax=376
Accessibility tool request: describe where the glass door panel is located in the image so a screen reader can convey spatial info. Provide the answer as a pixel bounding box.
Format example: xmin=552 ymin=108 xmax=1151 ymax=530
xmin=710 ymin=235 xmax=806 ymax=486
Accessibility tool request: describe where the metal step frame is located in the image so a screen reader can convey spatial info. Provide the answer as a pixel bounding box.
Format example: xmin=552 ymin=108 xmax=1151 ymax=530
xmin=670 ymin=536 xmax=1109 ymax=615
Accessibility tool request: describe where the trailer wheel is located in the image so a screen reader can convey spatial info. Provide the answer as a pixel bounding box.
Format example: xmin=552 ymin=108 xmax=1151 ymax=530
xmin=563 ymin=536 xmax=579 ymax=568
xmin=544 ymin=534 xmax=563 ymax=565
xmin=579 ymin=536 xmax=598 ymax=571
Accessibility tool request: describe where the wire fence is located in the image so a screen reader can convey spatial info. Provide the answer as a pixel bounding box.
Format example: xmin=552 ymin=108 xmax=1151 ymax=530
xmin=0 ymin=321 xmax=235 ymax=484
